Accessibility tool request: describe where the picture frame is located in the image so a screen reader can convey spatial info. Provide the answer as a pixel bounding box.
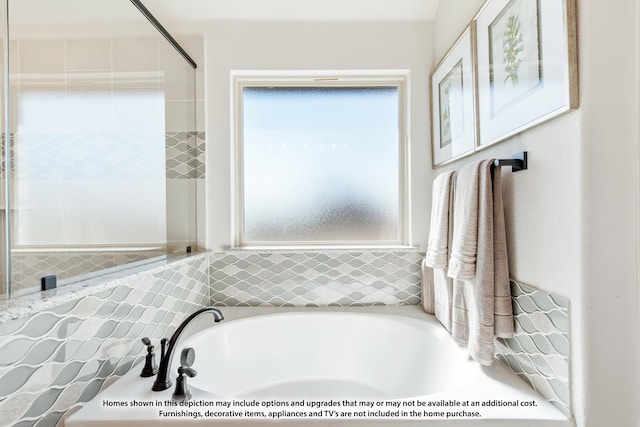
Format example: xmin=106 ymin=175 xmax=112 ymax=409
xmin=475 ymin=0 xmax=578 ymax=148
xmin=430 ymin=25 xmax=477 ymax=167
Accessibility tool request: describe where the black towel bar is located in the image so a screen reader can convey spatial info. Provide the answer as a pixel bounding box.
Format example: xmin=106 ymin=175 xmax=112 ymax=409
xmin=493 ymin=152 xmax=528 ymax=172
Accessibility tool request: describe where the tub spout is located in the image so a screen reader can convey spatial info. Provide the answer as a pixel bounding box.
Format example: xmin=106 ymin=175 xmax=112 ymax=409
xmin=152 ymin=307 xmax=223 ymax=392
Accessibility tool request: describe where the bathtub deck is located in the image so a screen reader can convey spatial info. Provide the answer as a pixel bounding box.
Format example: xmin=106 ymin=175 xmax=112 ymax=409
xmin=64 ymin=306 xmax=575 ymax=427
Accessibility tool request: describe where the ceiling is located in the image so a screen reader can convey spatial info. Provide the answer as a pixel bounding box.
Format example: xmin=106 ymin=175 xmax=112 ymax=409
xmin=141 ymin=0 xmax=441 ymax=23
xmin=7 ymin=0 xmax=440 ymax=39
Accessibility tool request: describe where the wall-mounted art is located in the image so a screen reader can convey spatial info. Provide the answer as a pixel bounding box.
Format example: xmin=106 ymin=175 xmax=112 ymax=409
xmin=430 ymin=25 xmax=477 ymax=167
xmin=475 ymin=0 xmax=578 ymax=148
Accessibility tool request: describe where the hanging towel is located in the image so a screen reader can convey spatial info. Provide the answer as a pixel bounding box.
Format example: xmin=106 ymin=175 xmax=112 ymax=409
xmin=490 ymin=161 xmax=514 ymax=338
xmin=421 ymin=261 xmax=435 ymax=314
xmin=425 ymin=171 xmax=456 ymax=269
xmin=422 ymin=261 xmax=456 ymax=329
xmin=433 ymin=267 xmax=455 ymax=332
xmin=422 ymin=171 xmax=456 ymax=327
xmin=447 ymin=162 xmax=481 ymax=281
xmin=449 ymin=159 xmax=514 ymax=365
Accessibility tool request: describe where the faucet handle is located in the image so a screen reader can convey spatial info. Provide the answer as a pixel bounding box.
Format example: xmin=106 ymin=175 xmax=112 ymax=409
xmin=140 ymin=337 xmax=158 ymax=377
xmin=180 ymin=347 xmax=196 ymax=368
xmin=179 ymin=366 xmax=197 ymax=378
xmin=172 ymin=348 xmax=197 ymax=401
xmin=172 ymin=366 xmax=197 ymax=401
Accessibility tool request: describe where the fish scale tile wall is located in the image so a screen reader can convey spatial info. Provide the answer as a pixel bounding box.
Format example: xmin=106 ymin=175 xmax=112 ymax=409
xmin=166 ymin=131 xmax=205 ymax=179
xmin=209 ymin=251 xmax=424 ymax=306
xmin=0 ymin=254 xmax=209 ymax=427
xmin=495 ymin=281 xmax=571 ymax=417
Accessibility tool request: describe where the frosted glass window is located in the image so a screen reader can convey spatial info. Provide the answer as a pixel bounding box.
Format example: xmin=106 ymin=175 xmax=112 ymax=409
xmin=241 ymin=86 xmax=402 ymax=244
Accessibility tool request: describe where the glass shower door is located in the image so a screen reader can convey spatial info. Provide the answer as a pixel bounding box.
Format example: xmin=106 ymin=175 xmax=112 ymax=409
xmin=3 ymin=0 xmax=199 ymax=296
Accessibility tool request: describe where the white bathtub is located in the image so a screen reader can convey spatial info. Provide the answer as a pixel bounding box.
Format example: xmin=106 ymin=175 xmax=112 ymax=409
xmin=66 ymin=306 xmax=572 ymax=426
xmin=187 ymin=310 xmax=471 ymax=400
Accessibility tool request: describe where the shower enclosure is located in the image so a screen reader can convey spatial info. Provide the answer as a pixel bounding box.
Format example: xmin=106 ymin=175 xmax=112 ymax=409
xmin=0 ymin=0 xmax=202 ymax=297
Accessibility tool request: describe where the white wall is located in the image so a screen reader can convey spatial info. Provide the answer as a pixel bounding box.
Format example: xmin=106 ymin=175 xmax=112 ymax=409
xmin=433 ymin=1 xmax=640 ymax=426
xmin=196 ymin=21 xmax=434 ymax=251
xmin=578 ymin=0 xmax=640 ymax=426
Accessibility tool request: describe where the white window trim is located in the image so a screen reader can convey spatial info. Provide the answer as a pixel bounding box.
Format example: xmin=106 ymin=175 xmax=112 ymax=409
xmin=230 ymin=70 xmax=412 ymax=248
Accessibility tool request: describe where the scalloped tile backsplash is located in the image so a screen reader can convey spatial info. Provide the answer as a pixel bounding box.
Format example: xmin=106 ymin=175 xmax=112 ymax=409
xmin=0 ymin=254 xmax=209 ymax=427
xmin=495 ymin=281 xmax=571 ymax=417
xmin=209 ymin=251 xmax=423 ymax=306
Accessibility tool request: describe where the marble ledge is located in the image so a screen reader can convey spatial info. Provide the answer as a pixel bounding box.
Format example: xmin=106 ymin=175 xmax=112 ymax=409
xmin=0 ymin=252 xmax=210 ymax=325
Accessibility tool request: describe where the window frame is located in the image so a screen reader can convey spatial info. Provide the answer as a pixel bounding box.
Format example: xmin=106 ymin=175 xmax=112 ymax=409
xmin=231 ymin=70 xmax=411 ymax=248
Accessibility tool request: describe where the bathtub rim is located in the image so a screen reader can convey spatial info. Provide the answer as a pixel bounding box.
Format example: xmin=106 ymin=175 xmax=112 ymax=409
xmin=64 ymin=305 xmax=574 ymax=426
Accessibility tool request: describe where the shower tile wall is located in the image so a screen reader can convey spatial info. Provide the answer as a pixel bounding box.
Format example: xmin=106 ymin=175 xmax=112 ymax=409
xmin=165 ymin=131 xmax=205 ymax=180
xmin=163 ymin=34 xmax=203 ymax=254
xmin=7 ymin=130 xmax=199 ymax=292
xmin=0 ymin=254 xmax=209 ymax=427
xmin=210 ymin=250 xmax=423 ymax=306
xmin=495 ymin=281 xmax=571 ymax=417
xmin=10 ymin=130 xmax=203 ymax=291
xmin=7 ymin=37 xmax=203 ymax=292
xmin=165 ymin=130 xmax=204 ymax=254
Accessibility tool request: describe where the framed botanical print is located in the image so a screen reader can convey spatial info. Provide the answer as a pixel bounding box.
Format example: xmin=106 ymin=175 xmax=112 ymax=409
xmin=430 ymin=25 xmax=477 ymax=167
xmin=475 ymin=0 xmax=578 ymax=148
